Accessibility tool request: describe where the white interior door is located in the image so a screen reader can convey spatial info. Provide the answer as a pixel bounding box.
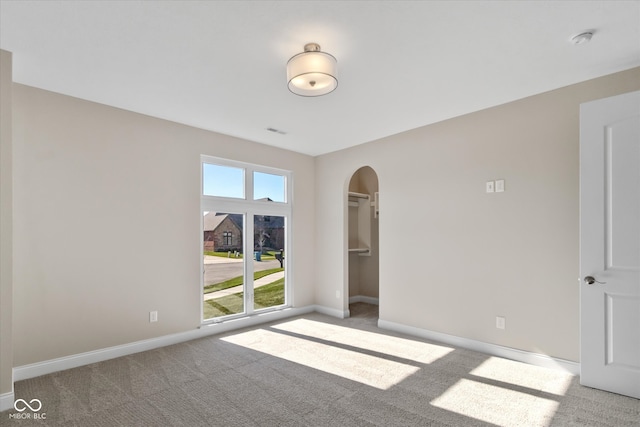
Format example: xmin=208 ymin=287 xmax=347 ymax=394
xmin=580 ymin=90 xmax=640 ymax=398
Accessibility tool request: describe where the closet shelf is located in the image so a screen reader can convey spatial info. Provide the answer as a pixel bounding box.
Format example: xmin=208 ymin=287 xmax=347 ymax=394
xmin=348 ymin=248 xmax=370 ymax=254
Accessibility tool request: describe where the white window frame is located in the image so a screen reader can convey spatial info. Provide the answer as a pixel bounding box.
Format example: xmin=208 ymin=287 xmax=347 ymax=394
xmin=200 ymin=155 xmax=293 ymax=324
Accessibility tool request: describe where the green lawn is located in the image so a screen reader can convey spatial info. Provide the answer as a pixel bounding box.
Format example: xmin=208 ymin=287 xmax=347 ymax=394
xmin=203 ymin=279 xmax=284 ymax=319
xmin=203 ymin=268 xmax=283 ymax=294
xmin=204 ymin=251 xmax=278 ymax=260
xmin=204 ymin=251 xmax=243 ymax=258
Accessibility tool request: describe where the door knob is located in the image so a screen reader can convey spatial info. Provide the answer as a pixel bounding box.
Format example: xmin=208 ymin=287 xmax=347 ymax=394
xmin=584 ymin=276 xmax=606 ymax=285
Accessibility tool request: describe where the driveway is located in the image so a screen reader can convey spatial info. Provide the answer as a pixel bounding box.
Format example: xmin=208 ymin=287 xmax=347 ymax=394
xmin=203 ymin=256 xmax=281 ymax=286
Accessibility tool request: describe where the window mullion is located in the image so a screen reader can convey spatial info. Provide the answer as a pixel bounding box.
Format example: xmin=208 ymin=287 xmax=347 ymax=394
xmin=245 ymin=168 xmax=254 ymax=201
xmin=245 ymin=211 xmax=255 ymax=316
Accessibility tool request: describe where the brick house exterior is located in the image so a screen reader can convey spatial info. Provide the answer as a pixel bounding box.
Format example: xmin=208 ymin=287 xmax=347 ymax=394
xmin=203 ymin=213 xmax=242 ymax=252
xmin=254 ymin=215 xmax=285 ymax=253
xmin=203 ymin=212 xmax=284 ymax=253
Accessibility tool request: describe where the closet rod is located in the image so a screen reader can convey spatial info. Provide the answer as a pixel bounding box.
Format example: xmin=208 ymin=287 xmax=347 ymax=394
xmin=348 ymin=191 xmax=369 ymax=199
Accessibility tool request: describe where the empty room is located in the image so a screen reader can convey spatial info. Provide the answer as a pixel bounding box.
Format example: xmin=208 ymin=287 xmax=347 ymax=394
xmin=1 ymin=1 xmax=639 ymax=426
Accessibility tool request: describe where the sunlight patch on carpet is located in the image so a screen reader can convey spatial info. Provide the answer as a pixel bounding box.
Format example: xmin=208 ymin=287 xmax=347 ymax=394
xmin=430 ymin=378 xmax=559 ymax=427
xmin=470 ymin=356 xmax=573 ymax=396
xmin=221 ymin=328 xmax=419 ymax=389
xmin=271 ymin=318 xmax=454 ymax=364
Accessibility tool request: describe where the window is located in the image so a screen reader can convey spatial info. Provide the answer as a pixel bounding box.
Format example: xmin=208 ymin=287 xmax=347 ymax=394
xmin=223 ymin=231 xmax=233 ymax=246
xmin=201 ymin=156 xmax=291 ymax=323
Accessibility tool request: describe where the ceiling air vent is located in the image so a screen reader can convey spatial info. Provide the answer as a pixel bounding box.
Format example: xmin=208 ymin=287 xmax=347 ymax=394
xmin=266 ymin=127 xmax=287 ymax=135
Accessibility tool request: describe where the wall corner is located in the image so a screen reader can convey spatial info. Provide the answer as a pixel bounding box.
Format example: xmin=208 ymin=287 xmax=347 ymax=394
xmin=0 ymin=49 xmax=15 ymax=401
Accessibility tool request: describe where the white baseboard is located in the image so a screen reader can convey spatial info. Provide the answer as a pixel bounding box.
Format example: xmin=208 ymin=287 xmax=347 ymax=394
xmin=0 ymin=391 xmax=14 ymax=412
xmin=313 ymin=304 xmax=350 ymax=319
xmin=11 ymin=306 xmax=579 ymax=391
xmin=348 ymin=295 xmax=379 ymax=305
xmin=13 ymin=306 xmax=314 ymax=383
xmin=378 ymin=319 xmax=580 ymax=375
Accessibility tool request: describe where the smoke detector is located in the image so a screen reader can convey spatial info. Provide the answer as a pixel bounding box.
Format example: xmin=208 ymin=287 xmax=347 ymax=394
xmin=571 ymin=31 xmax=594 ymax=45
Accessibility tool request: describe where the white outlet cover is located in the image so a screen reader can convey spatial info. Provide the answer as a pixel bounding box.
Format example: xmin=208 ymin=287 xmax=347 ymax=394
xmin=496 ymin=179 xmax=505 ymax=192
xmin=496 ymin=316 xmax=505 ymax=329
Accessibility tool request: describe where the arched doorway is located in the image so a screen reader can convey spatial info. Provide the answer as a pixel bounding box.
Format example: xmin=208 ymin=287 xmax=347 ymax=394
xmin=347 ymin=166 xmax=379 ymax=318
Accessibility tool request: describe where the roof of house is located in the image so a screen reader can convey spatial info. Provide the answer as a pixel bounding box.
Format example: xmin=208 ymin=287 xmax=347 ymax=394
xmin=203 ymin=212 xmax=285 ymax=231
xmin=203 ymin=212 xmax=243 ymax=232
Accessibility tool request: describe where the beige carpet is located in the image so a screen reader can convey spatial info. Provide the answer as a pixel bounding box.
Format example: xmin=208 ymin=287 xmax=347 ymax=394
xmin=2 ymin=303 xmax=638 ymax=426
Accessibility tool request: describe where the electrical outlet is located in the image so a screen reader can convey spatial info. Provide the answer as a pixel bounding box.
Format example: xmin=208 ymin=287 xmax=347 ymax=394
xmin=336 ymin=290 xmax=341 ymax=299
xmin=496 ymin=316 xmax=505 ymax=330
xmin=495 ymin=179 xmax=505 ymax=192
xmin=486 ymin=181 xmax=495 ymax=193
xmin=150 ymin=311 xmax=158 ymax=323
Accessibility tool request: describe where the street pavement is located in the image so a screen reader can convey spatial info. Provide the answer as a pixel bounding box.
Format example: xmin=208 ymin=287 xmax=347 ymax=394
xmin=203 ymin=256 xmax=281 ymax=286
xmin=203 ymin=255 xmax=284 ymax=301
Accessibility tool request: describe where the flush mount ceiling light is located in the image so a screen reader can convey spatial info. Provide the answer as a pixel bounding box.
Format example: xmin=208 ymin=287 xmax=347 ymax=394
xmin=287 ymin=43 xmax=338 ymax=97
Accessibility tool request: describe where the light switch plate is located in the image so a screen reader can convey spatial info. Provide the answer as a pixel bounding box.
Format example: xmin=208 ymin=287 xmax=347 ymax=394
xmin=486 ymin=181 xmax=495 ymax=193
xmin=495 ymin=179 xmax=505 ymax=192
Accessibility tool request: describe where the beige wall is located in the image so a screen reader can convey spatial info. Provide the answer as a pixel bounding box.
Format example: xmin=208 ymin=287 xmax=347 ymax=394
xmin=316 ymin=67 xmax=640 ymax=362
xmin=11 ymin=84 xmax=316 ymax=366
xmin=1 ymin=50 xmax=14 ymax=397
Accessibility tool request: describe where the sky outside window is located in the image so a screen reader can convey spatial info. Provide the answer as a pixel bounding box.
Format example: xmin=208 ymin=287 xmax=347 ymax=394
xmin=203 ymin=163 xmax=286 ymax=202
xmin=203 ymin=163 xmax=244 ymax=198
xmin=254 ymin=171 xmax=286 ymax=202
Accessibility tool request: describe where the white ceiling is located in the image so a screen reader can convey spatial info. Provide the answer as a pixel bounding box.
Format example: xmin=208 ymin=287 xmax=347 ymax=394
xmin=1 ymin=1 xmax=639 ymax=156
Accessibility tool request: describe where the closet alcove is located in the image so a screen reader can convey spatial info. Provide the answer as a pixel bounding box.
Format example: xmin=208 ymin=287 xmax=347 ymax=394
xmin=347 ymin=166 xmax=379 ymax=310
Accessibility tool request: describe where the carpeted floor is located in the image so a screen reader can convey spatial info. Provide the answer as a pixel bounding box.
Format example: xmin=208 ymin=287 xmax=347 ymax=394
xmin=2 ymin=303 xmax=639 ymax=426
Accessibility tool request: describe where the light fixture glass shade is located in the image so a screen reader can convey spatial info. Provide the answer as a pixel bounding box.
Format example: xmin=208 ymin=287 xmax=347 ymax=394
xmin=287 ymin=44 xmax=337 ymax=97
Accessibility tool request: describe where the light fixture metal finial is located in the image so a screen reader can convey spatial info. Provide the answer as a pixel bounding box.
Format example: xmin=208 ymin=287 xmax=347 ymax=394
xmin=304 ymin=43 xmax=321 ymax=52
